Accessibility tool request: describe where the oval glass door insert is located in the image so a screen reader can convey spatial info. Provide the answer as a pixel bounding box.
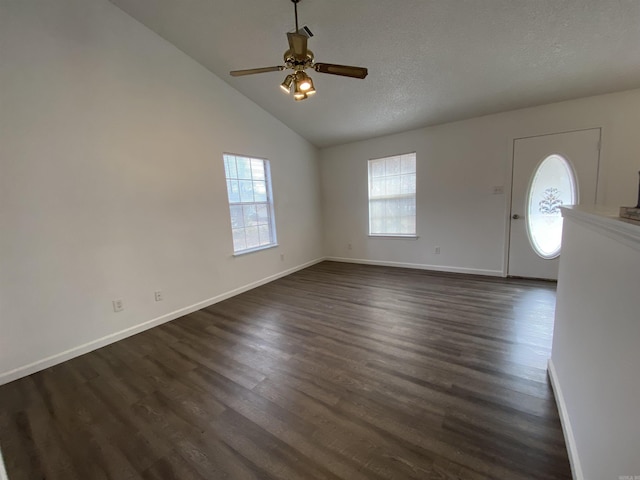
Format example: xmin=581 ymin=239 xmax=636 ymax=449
xmin=526 ymin=154 xmax=577 ymax=259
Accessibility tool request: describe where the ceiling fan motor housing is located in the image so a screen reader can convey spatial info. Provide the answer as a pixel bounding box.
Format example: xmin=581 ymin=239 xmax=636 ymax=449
xmin=284 ymin=49 xmax=314 ymax=70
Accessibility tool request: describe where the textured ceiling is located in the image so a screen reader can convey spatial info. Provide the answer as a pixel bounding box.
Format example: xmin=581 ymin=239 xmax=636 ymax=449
xmin=108 ymin=0 xmax=640 ymax=148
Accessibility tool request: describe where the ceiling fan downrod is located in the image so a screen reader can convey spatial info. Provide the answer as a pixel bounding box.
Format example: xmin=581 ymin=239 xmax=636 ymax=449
xmin=292 ymin=0 xmax=300 ymax=34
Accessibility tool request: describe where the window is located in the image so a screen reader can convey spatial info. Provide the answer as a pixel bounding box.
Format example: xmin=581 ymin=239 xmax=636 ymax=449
xmin=223 ymin=154 xmax=277 ymax=254
xmin=368 ymin=153 xmax=417 ymax=236
xmin=526 ymin=154 xmax=577 ymax=259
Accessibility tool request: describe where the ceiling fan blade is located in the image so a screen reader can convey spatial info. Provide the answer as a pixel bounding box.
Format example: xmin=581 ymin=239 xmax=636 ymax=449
xmin=314 ymin=63 xmax=368 ymax=79
xmin=230 ymin=66 xmax=284 ymax=77
xmin=287 ymin=32 xmax=308 ymax=59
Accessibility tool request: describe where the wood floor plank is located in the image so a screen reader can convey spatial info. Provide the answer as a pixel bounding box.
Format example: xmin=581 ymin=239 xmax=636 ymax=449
xmin=0 ymin=261 xmax=572 ymax=479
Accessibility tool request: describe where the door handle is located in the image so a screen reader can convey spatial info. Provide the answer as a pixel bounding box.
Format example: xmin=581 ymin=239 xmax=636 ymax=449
xmin=512 ymin=214 xmax=521 ymax=220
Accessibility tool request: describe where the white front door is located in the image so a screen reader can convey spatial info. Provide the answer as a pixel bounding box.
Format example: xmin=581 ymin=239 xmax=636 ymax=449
xmin=508 ymin=129 xmax=601 ymax=280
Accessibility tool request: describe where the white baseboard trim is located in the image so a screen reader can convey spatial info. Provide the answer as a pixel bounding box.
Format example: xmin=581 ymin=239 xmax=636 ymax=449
xmin=325 ymin=256 xmax=503 ymax=277
xmin=548 ymin=359 xmax=583 ymax=480
xmin=0 ymin=448 xmax=8 ymax=480
xmin=0 ymin=257 xmax=325 ymax=386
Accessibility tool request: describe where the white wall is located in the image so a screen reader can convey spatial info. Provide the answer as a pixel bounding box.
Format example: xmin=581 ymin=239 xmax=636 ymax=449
xmin=550 ymin=207 xmax=640 ymax=480
xmin=0 ymin=0 xmax=323 ymax=384
xmin=320 ymin=89 xmax=640 ymax=275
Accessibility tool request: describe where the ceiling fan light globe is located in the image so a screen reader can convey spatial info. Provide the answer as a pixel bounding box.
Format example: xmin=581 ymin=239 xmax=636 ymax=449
xmin=303 ymin=76 xmax=315 ymax=94
xmin=280 ymin=74 xmax=295 ymax=94
xmin=293 ymin=78 xmax=305 ymax=97
xmin=295 ymin=71 xmax=312 ymax=91
xmin=294 ymin=93 xmax=308 ymax=101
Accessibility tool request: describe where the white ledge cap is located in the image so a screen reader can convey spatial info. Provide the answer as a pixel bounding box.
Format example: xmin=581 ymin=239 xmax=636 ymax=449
xmin=561 ymin=205 xmax=640 ymax=252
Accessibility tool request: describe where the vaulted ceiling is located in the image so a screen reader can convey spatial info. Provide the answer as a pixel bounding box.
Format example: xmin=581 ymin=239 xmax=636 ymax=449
xmin=108 ymin=0 xmax=640 ymax=148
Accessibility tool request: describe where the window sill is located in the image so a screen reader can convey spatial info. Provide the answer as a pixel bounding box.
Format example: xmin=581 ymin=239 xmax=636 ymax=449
xmin=368 ymin=235 xmax=419 ymax=240
xmin=233 ymin=243 xmax=279 ymax=257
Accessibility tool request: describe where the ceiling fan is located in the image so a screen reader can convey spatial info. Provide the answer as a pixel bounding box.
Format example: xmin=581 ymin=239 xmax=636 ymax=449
xmin=229 ymin=0 xmax=368 ymax=101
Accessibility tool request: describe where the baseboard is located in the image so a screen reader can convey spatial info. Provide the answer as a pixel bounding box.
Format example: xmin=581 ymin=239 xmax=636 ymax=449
xmin=0 ymin=448 xmax=8 ymax=480
xmin=325 ymin=256 xmax=503 ymax=277
xmin=548 ymin=359 xmax=583 ymax=480
xmin=0 ymin=257 xmax=325 ymax=386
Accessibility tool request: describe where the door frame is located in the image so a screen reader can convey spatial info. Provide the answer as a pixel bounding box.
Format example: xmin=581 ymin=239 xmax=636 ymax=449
xmin=502 ymin=127 xmax=603 ymax=277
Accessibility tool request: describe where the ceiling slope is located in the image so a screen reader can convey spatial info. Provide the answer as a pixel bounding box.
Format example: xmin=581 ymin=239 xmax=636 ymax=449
xmin=109 ymin=0 xmax=640 ymax=148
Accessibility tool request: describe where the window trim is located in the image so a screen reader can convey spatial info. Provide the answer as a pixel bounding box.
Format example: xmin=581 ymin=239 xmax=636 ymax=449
xmin=367 ymin=152 xmax=417 ymax=237
xmin=223 ymin=153 xmax=278 ymax=255
xmin=368 ymin=235 xmax=419 ymax=240
xmin=232 ymin=243 xmax=279 ymax=257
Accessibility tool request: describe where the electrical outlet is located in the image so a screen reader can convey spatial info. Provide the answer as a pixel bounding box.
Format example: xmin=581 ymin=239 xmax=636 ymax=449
xmin=434 ymin=246 xmax=441 ymax=255
xmin=348 ymin=243 xmax=352 ymax=250
xmin=280 ymin=254 xmax=285 ymax=261
xmin=112 ymin=299 xmax=124 ymax=312
xmin=154 ymin=291 xmax=163 ymax=302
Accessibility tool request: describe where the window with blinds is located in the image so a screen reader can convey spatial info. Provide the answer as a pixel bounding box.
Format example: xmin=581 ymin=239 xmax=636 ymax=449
xmin=368 ymin=153 xmax=416 ymax=236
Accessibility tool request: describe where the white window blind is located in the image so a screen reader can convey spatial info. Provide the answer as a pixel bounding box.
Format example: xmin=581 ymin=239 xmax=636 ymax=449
xmin=368 ymin=153 xmax=416 ymax=236
xmin=223 ymin=154 xmax=277 ymax=254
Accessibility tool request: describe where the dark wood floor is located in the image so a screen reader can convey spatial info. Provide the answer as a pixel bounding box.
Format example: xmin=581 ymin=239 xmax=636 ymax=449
xmin=0 ymin=261 xmax=571 ymax=480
